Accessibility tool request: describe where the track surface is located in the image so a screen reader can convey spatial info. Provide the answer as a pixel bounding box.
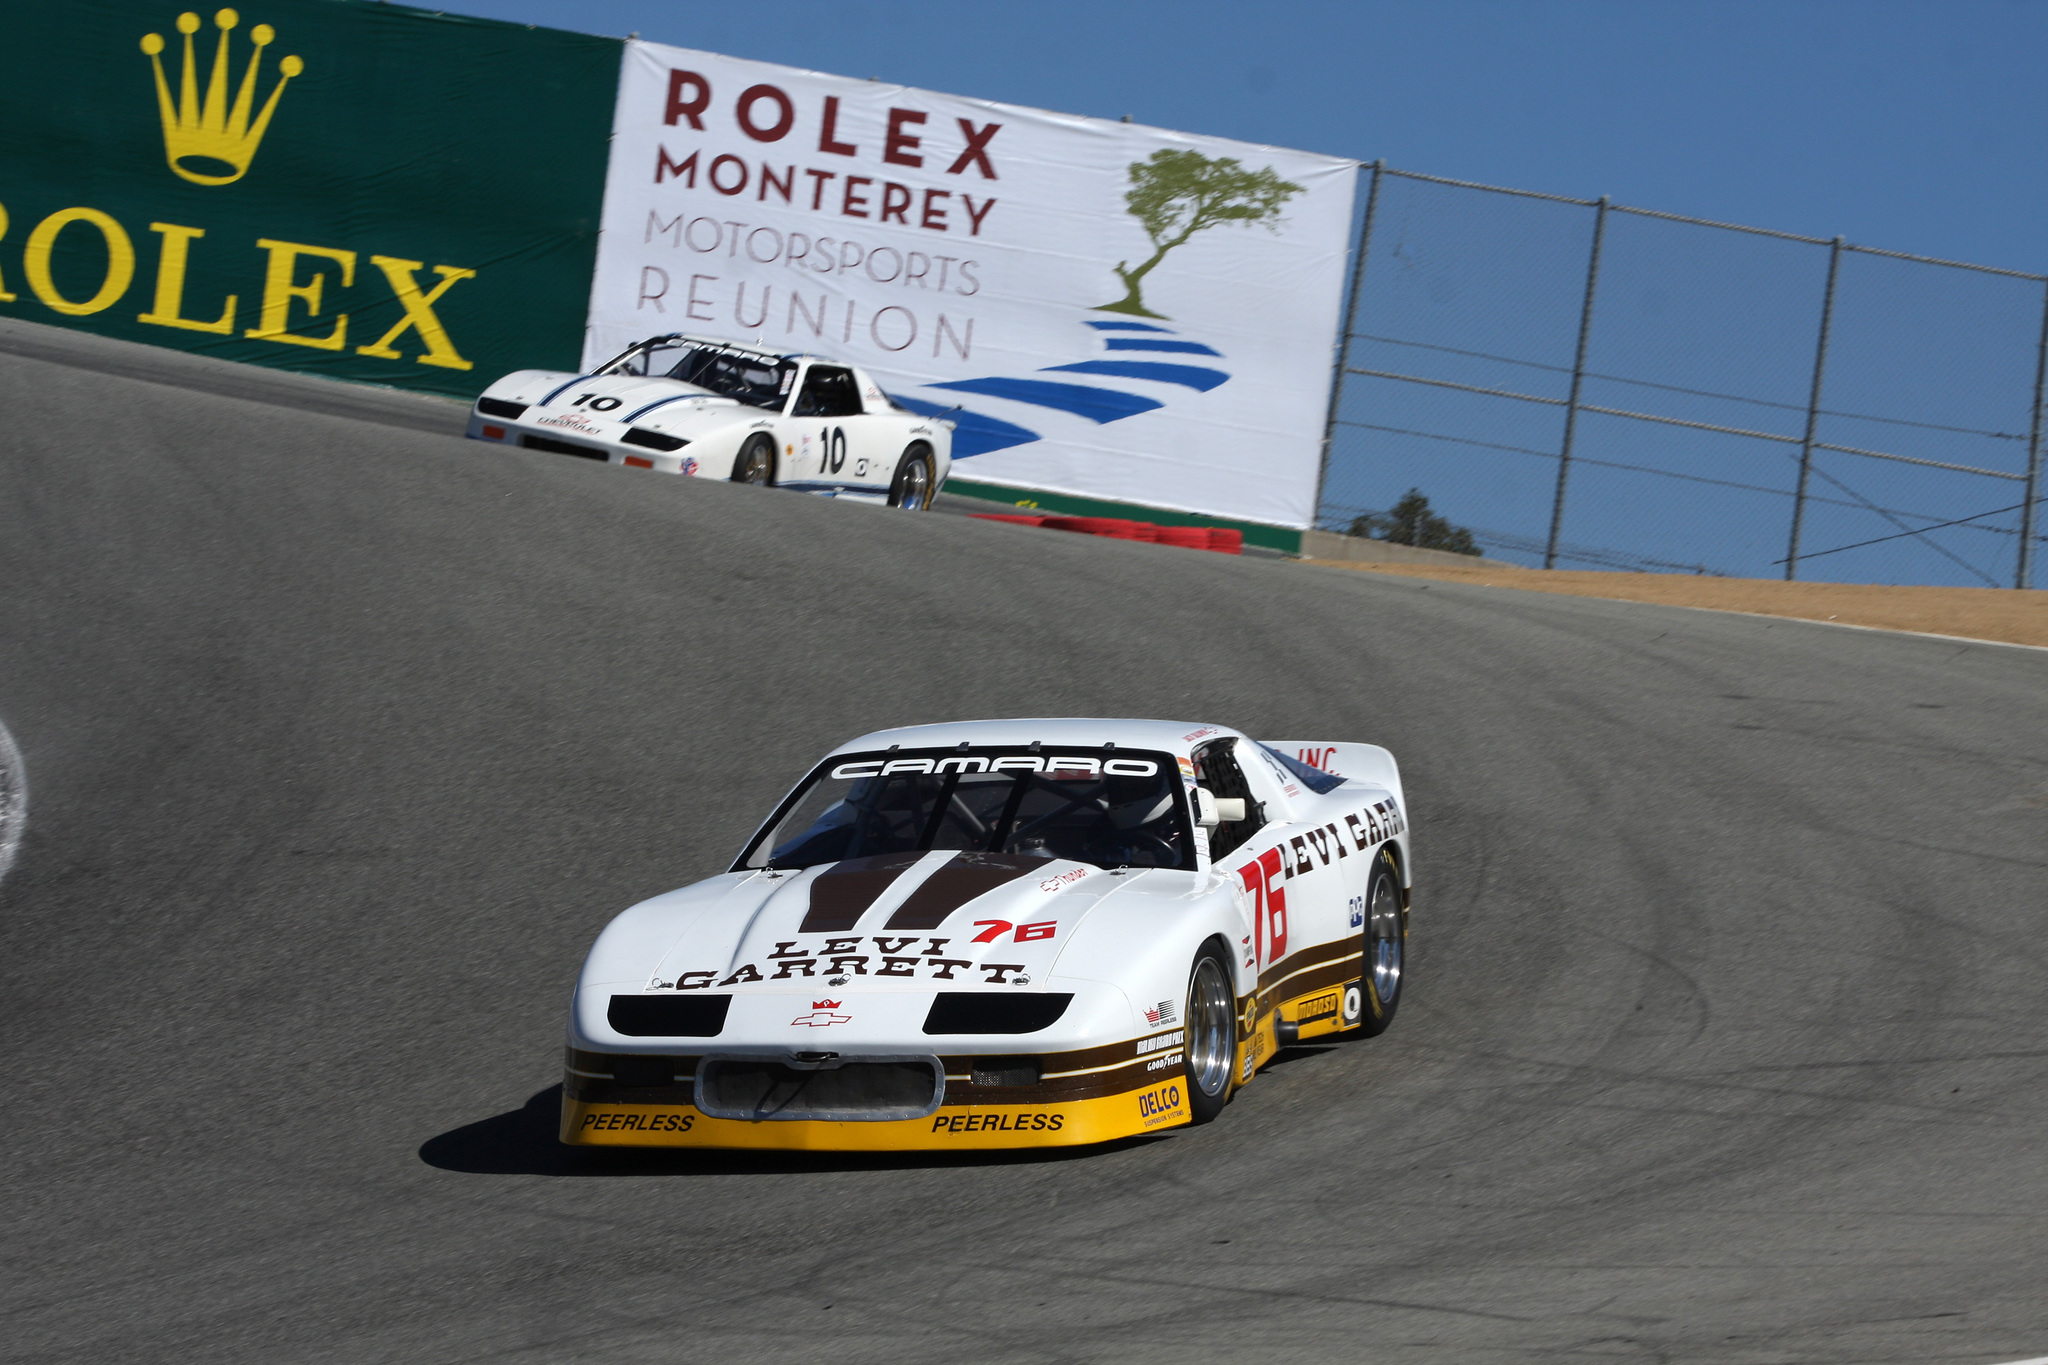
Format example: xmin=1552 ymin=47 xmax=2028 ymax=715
xmin=2 ymin=322 xmax=2044 ymax=1364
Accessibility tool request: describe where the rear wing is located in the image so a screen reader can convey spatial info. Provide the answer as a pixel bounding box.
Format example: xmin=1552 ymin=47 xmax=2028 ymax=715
xmin=1259 ymin=740 xmax=1404 ymax=806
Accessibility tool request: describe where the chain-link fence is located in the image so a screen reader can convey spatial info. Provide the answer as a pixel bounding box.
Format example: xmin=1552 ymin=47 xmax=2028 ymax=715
xmin=1316 ymin=164 xmax=2048 ymax=588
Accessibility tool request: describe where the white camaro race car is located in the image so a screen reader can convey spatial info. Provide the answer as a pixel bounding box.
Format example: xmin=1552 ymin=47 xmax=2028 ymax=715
xmin=466 ymin=334 xmax=954 ymax=508
xmin=562 ymin=718 xmax=1411 ymax=1151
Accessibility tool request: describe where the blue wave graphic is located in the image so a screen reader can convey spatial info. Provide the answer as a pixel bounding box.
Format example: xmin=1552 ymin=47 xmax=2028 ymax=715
xmin=1103 ymin=337 xmax=1223 ymax=356
xmin=928 ymin=377 xmax=1162 ymax=424
xmin=909 ymin=317 xmax=1234 ymax=458
xmin=890 ymin=395 xmax=1040 ymax=456
xmin=1045 ymin=360 xmax=1230 ymax=392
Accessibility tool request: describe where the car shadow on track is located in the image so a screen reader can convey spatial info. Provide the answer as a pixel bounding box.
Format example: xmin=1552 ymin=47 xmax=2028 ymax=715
xmin=418 ymin=1086 xmax=1171 ymax=1176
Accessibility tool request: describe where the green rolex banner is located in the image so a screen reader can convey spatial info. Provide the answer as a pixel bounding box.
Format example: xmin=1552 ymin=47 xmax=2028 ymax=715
xmin=0 ymin=0 xmax=620 ymax=396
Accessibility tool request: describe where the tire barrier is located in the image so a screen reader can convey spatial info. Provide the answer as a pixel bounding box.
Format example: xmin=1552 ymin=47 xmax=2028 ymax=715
xmin=971 ymin=513 xmax=1243 ymax=554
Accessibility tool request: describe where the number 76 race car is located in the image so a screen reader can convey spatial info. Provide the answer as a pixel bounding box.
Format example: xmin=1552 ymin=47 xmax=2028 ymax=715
xmin=466 ymin=333 xmax=953 ymax=509
xmin=562 ymin=718 xmax=1411 ymax=1151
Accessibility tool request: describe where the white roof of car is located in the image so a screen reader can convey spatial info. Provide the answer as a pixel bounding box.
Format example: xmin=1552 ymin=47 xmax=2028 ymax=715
xmin=826 ymin=718 xmax=1239 ymax=757
xmin=635 ymin=332 xmax=852 ymax=369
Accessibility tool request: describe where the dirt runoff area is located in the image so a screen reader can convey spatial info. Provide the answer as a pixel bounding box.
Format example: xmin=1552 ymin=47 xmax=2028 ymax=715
xmin=1304 ymin=560 xmax=2048 ymax=649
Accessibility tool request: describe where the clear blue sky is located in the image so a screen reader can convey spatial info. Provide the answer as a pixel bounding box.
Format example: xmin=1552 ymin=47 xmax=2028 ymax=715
xmin=445 ymin=0 xmax=2046 ymax=275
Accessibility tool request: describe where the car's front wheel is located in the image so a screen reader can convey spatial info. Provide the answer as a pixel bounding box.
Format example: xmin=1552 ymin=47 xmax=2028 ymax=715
xmin=1183 ymin=943 xmax=1237 ymax=1124
xmin=888 ymin=443 xmax=936 ymax=510
xmin=731 ymin=434 xmax=776 ymax=486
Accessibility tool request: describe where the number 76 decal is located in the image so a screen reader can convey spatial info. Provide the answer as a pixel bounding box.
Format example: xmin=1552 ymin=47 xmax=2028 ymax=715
xmin=1236 ymin=848 xmax=1288 ymax=965
xmin=973 ymin=919 xmax=1056 ymax=943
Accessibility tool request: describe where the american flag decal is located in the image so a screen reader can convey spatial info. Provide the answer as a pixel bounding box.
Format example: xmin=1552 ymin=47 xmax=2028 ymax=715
xmin=1145 ymin=999 xmax=1177 ymax=1027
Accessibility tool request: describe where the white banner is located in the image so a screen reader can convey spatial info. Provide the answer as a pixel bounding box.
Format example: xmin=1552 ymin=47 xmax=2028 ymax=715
xmin=587 ymin=42 xmax=1357 ymax=528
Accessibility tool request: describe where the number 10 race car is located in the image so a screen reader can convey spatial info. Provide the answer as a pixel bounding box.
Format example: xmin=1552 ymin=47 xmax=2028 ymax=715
xmin=562 ymin=718 xmax=1411 ymax=1151
xmin=466 ymin=333 xmax=953 ymax=508
xmin=565 ymin=720 xmax=1409 ymax=1146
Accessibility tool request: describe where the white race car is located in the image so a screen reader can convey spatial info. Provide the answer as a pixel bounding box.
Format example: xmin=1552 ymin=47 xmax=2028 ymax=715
xmin=466 ymin=334 xmax=953 ymax=508
xmin=562 ymin=718 xmax=1411 ymax=1152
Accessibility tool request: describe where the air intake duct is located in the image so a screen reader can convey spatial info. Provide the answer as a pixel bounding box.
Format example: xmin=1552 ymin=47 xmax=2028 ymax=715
xmin=608 ymin=994 xmax=731 ymax=1037
xmin=923 ymin=993 xmax=1073 ymax=1035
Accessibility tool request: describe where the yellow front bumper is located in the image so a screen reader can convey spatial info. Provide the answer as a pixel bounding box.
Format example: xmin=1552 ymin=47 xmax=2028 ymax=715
xmin=562 ymin=1078 xmax=1193 ymax=1151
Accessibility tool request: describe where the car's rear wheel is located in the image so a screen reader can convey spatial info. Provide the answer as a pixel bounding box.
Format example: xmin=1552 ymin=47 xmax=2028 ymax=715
xmin=1352 ymin=847 xmax=1406 ymax=1037
xmin=1184 ymin=944 xmax=1236 ymax=1124
xmin=731 ymin=434 xmax=775 ymax=486
xmin=888 ymin=443 xmax=935 ymax=510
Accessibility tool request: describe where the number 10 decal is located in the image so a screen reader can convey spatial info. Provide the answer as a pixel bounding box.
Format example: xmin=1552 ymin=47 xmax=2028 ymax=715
xmin=826 ymin=427 xmax=847 ymax=473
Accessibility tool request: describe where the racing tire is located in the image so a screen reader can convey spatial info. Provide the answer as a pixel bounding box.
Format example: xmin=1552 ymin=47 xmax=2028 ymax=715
xmin=731 ymin=434 xmax=776 ymax=486
xmin=887 ymin=443 xmax=936 ymax=510
xmin=1183 ymin=943 xmax=1237 ymax=1125
xmin=1350 ymin=846 xmax=1407 ymax=1038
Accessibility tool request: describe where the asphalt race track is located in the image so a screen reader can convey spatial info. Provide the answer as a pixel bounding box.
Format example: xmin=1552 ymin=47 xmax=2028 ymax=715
xmin=3 ymin=320 xmax=2044 ymax=1365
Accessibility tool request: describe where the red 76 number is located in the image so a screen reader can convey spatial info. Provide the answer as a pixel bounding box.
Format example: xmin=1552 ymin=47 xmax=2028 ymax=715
xmin=1236 ymin=848 xmax=1287 ymax=965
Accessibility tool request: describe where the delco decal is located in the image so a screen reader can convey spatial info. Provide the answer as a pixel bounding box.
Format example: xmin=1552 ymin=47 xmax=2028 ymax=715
xmin=1137 ymin=1082 xmax=1184 ymax=1127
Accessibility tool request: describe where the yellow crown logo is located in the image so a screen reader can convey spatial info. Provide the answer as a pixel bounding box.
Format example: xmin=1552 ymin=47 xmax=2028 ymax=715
xmin=140 ymin=9 xmax=303 ymax=186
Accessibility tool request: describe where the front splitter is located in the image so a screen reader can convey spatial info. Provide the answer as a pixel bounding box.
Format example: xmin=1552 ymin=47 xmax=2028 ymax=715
xmin=562 ymin=1079 xmax=1192 ymax=1151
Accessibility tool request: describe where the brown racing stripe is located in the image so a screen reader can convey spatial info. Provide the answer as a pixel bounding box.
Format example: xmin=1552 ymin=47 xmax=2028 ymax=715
xmin=884 ymin=851 xmax=1043 ymax=929
xmin=799 ymin=852 xmax=927 ymax=933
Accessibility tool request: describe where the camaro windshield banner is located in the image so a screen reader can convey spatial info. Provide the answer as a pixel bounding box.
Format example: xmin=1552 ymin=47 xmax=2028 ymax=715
xmin=588 ymin=43 xmax=1357 ymax=529
xmin=0 ymin=0 xmax=617 ymax=395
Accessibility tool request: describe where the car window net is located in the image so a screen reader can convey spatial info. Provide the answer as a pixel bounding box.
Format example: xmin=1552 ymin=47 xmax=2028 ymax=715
xmin=742 ymin=749 xmax=1192 ymax=872
xmin=794 ymin=368 xmax=863 ymax=417
xmin=665 ymin=348 xmax=790 ymax=407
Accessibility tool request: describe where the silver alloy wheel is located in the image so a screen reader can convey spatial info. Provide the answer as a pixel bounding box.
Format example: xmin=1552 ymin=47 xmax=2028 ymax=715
xmin=1367 ymin=875 xmax=1403 ymax=1006
xmin=1186 ymin=954 xmax=1234 ymax=1098
xmin=736 ymin=438 xmax=772 ymax=484
xmin=896 ymin=453 xmax=932 ymax=509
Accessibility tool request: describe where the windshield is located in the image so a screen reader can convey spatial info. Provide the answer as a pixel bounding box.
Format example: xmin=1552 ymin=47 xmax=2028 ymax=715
xmin=738 ymin=748 xmax=1194 ymax=872
xmin=602 ymin=340 xmax=793 ymax=409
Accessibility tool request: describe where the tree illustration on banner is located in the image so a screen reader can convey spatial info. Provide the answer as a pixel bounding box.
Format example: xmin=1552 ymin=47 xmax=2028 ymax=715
xmin=1097 ymin=150 xmax=1304 ymax=318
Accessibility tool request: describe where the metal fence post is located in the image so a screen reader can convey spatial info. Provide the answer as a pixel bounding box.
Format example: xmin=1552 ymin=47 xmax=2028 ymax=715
xmin=1786 ymin=236 xmax=1845 ymax=581
xmin=2019 ymin=278 xmax=2048 ymax=590
xmin=1543 ymin=194 xmax=1609 ymax=569
xmin=1315 ymin=159 xmax=1384 ymax=533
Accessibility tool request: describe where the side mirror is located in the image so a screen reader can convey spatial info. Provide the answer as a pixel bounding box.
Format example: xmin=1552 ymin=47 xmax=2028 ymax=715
xmin=1194 ymin=790 xmax=1247 ymax=827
